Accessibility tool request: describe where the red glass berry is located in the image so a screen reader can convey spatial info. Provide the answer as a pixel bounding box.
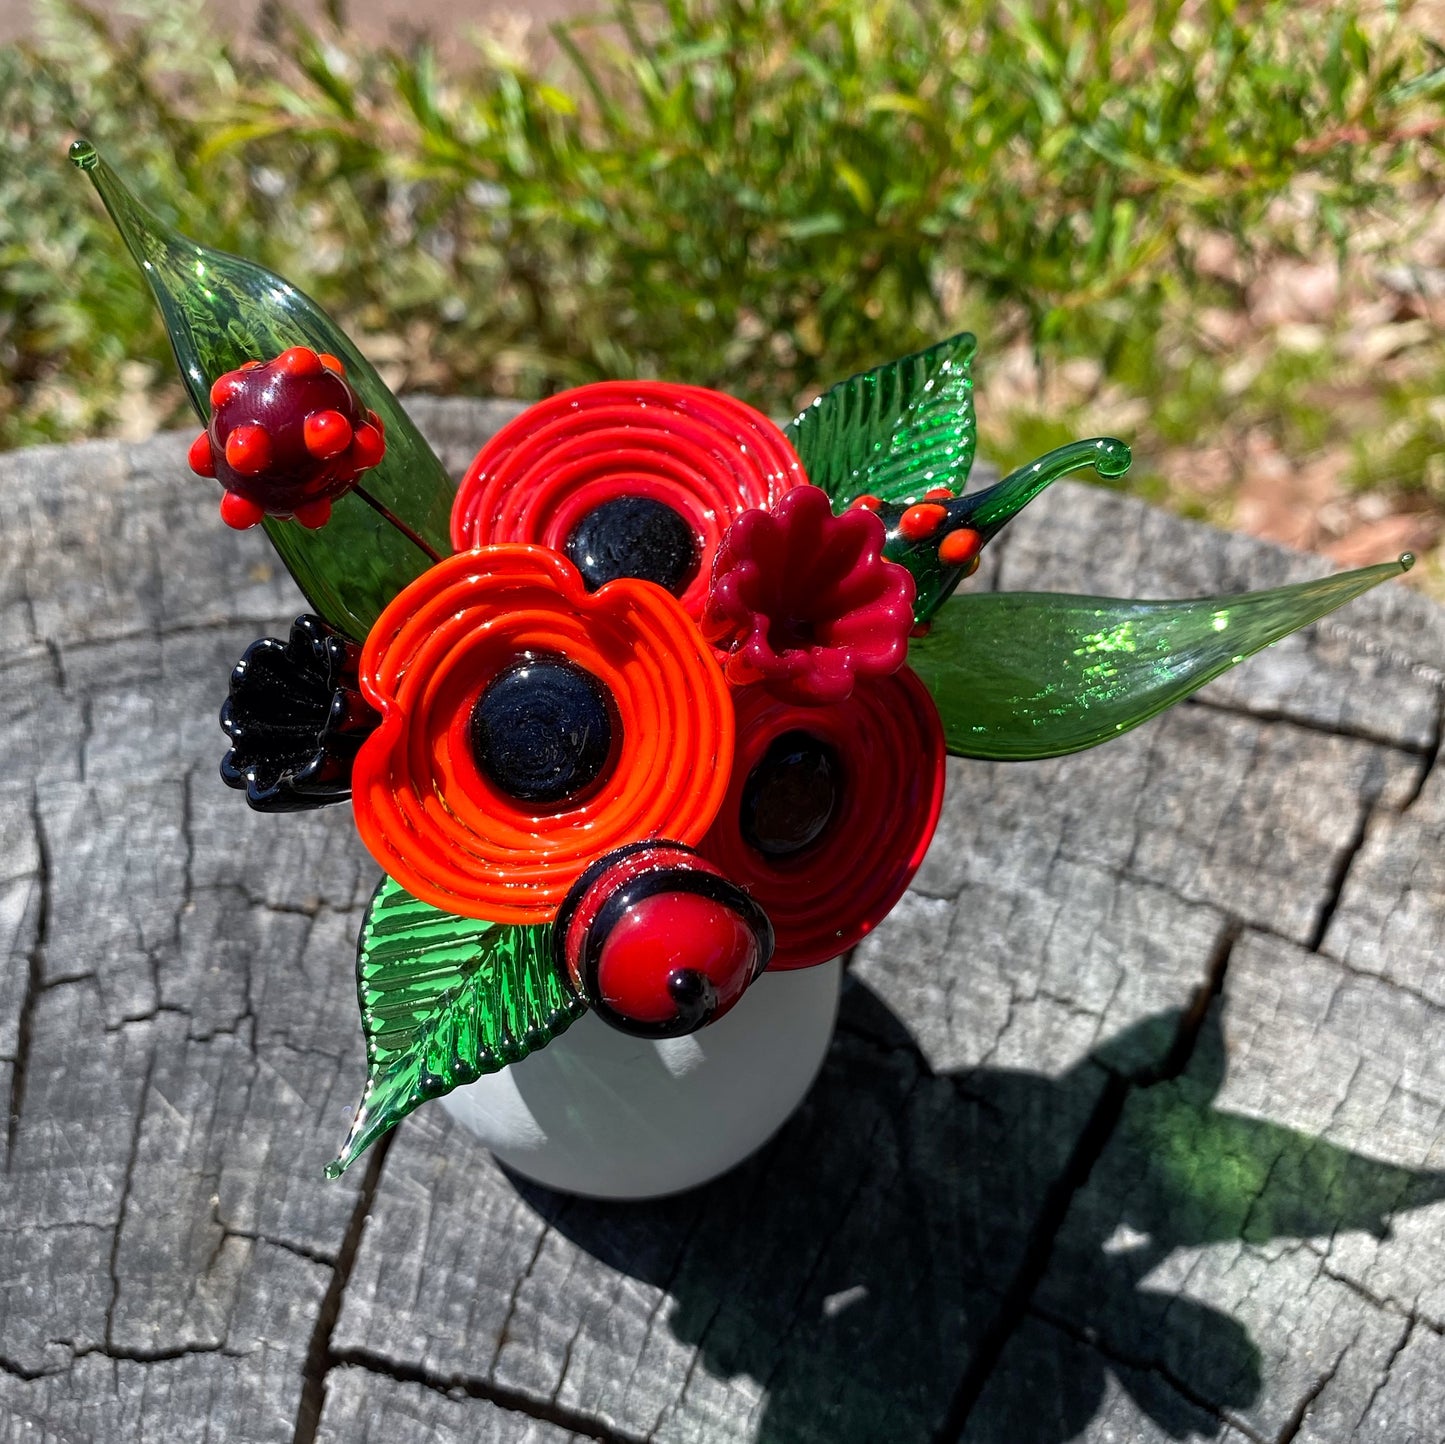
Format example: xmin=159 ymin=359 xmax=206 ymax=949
xmin=553 ymin=841 xmax=773 ymax=1036
xmin=303 ymin=409 xmax=353 ymax=460
xmin=187 ymin=432 xmax=215 ymax=478
xmin=225 ymin=423 xmax=273 ymax=475
xmin=938 ymin=526 xmax=983 ymax=567
xmin=186 ymin=345 xmax=385 ymax=529
xmin=898 ymin=502 xmax=947 ymax=541
xmin=219 ymin=490 xmax=266 ymax=530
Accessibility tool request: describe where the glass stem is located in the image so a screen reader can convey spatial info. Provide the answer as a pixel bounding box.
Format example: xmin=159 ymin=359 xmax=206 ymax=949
xmin=352 ymin=484 xmax=445 ymax=565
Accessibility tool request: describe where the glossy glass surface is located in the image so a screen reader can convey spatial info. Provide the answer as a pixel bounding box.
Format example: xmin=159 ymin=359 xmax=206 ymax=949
xmin=197 ymin=348 xmax=383 ymax=524
xmin=451 ymin=381 xmax=802 ymax=621
xmin=220 ymin=614 xmax=377 ymax=811
xmin=328 ymin=876 xmax=584 ymax=1177
xmin=351 ymin=545 xmax=734 ymax=923
xmin=703 ymin=484 xmax=915 ymax=703
xmin=909 ymin=556 xmax=1414 ymax=760
xmin=71 ymin=139 xmax=453 ymax=640
xmin=880 ymin=437 xmax=1133 ymax=621
xmin=553 ymin=840 xmax=772 ymax=1038
xmin=785 ymin=331 xmax=978 ymax=508
xmin=700 ymin=668 xmax=946 ymax=970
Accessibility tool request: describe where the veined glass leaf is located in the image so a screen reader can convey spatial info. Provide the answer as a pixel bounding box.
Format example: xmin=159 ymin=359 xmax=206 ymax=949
xmin=785 ymin=332 xmax=977 ymax=507
xmin=71 ymin=139 xmax=453 ymax=641
xmin=328 ymin=875 xmax=585 ymax=1177
xmin=909 ymin=557 xmax=1413 ymax=760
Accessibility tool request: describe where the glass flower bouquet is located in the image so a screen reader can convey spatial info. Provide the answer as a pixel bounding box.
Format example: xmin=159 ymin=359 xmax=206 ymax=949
xmin=72 ymin=141 xmax=1412 ymax=1187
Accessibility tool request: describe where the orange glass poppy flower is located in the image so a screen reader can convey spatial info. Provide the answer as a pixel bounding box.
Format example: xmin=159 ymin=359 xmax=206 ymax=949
xmin=449 ymin=382 xmax=803 ymax=620
xmin=351 ymin=545 xmax=734 ymax=923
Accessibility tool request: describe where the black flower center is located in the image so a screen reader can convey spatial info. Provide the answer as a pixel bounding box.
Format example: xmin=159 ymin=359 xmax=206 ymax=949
xmin=565 ymin=496 xmax=699 ymax=596
xmin=470 ymin=657 xmax=616 ymax=805
xmin=740 ymin=730 xmax=841 ymax=859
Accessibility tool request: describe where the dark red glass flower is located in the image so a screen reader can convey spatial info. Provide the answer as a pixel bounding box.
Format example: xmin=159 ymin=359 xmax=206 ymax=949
xmin=450 ymin=382 xmax=802 ymax=620
xmin=698 ymin=668 xmax=946 ymax=970
xmin=702 ymin=484 xmax=916 ymax=704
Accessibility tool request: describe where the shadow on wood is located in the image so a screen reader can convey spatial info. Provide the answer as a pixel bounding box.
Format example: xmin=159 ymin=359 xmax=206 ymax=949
xmin=511 ymin=977 xmax=1445 ymax=1444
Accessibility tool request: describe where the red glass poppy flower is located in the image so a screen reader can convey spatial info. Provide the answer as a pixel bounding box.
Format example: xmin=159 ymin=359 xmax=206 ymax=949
xmin=351 ymin=545 xmax=734 ymax=923
xmin=698 ymin=668 xmax=946 ymax=970
xmin=450 ymin=382 xmax=803 ymax=620
xmin=703 ymin=484 xmax=916 ymax=703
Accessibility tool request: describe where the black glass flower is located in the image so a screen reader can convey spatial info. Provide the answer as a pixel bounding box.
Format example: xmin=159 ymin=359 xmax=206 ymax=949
xmin=220 ymin=614 xmax=378 ymax=812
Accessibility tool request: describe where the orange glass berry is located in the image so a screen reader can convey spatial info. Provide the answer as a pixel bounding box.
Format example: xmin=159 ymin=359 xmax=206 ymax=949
xmin=939 ymin=527 xmax=983 ymax=567
xmin=275 ymin=345 xmax=324 ymax=378
xmin=898 ymin=502 xmax=947 ymax=541
xmin=219 ymin=490 xmax=266 ymax=530
xmin=293 ymin=498 xmax=333 ymax=529
xmin=210 ymin=374 xmax=246 ymax=408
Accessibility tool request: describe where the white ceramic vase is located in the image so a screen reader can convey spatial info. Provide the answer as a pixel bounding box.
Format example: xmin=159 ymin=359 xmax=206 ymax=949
xmin=439 ymin=957 xmax=843 ymax=1199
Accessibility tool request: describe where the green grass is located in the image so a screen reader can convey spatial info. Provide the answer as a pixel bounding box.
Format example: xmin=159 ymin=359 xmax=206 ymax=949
xmin=2 ymin=0 xmax=1442 ymax=537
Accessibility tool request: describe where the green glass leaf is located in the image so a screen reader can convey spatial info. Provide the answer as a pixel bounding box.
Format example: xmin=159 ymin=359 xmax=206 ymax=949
xmin=328 ymin=876 xmax=586 ymax=1177
xmin=785 ymin=331 xmax=978 ymax=507
xmin=909 ymin=556 xmax=1413 ymax=760
xmin=884 ymin=436 xmax=1133 ymax=623
xmin=70 ymin=139 xmax=453 ymax=641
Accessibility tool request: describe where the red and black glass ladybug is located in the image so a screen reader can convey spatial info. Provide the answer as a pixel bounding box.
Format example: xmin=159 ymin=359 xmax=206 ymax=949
xmin=553 ymin=841 xmax=774 ymax=1037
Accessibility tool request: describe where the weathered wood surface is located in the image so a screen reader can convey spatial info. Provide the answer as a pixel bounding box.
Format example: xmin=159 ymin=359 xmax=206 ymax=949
xmin=2 ymin=397 xmax=1443 ymax=1444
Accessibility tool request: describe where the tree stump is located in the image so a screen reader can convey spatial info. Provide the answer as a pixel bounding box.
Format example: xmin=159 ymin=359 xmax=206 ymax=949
xmin=2 ymin=399 xmax=1443 ymax=1443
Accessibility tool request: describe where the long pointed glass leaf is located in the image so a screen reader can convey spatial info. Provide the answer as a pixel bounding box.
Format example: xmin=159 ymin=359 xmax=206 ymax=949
xmin=71 ymin=139 xmax=453 ymax=640
xmin=785 ymin=331 xmax=977 ymax=507
xmin=329 ymin=875 xmax=585 ymax=1177
xmin=909 ymin=557 xmax=1413 ymax=760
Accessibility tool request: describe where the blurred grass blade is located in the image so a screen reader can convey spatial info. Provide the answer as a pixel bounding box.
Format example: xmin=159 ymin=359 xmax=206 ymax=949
xmin=785 ymin=332 xmax=978 ymax=507
xmin=70 ymin=138 xmax=454 ymax=641
xmin=910 ymin=556 xmax=1413 ymax=760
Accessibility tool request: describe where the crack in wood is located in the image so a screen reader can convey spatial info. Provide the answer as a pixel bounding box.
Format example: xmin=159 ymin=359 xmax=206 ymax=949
xmin=291 ymin=1128 xmax=395 ymax=1444
xmin=6 ymin=792 xmax=50 ymax=1165
xmin=327 ymin=1344 xmax=647 ymax=1444
xmin=931 ymin=920 xmax=1240 ymax=1443
xmin=1275 ymin=1329 xmax=1354 ymax=1444
xmin=1184 ymin=692 xmax=1439 ymax=758
xmin=1398 ymin=691 xmax=1444 ymax=814
xmin=1026 ymin=1302 xmax=1271 ymax=1444
xmin=104 ymin=1049 xmax=156 ymax=1353
xmin=1307 ymin=782 xmax=1387 ymax=955
xmin=1354 ymin=1317 xmax=1415 ymax=1436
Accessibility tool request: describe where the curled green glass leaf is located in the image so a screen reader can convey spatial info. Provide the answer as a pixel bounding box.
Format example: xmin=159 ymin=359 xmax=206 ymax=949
xmin=884 ymin=437 xmax=1133 ymax=622
xmin=909 ymin=556 xmax=1413 ymax=760
xmin=328 ymin=876 xmax=585 ymax=1177
xmin=70 ymin=139 xmax=453 ymax=641
xmin=785 ymin=331 xmax=977 ymax=507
